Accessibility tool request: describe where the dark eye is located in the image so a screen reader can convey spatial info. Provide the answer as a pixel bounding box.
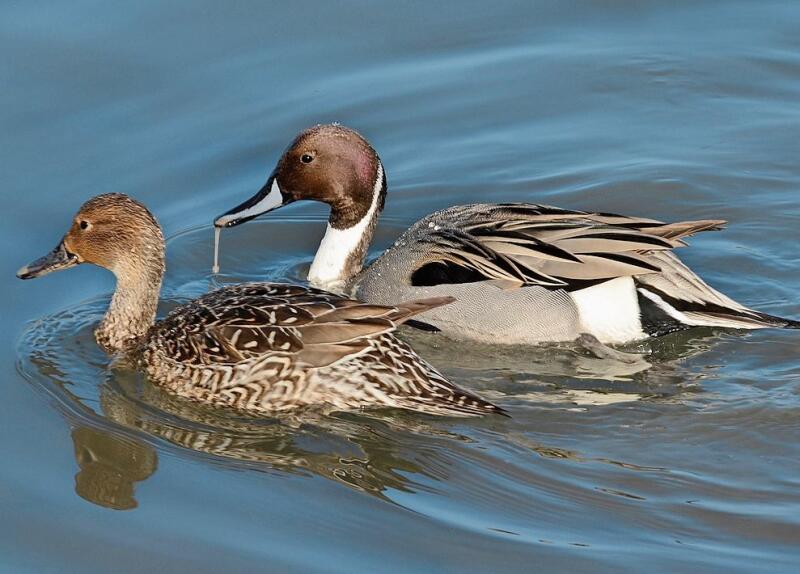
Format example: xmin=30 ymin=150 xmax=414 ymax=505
xmin=79 ymin=220 xmax=89 ymax=230
xmin=301 ymin=153 xmax=314 ymax=164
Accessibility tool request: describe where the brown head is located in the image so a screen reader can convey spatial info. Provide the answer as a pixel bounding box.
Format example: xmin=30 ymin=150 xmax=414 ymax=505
xmin=17 ymin=193 xmax=165 ymax=281
xmin=215 ymin=124 xmax=386 ymax=230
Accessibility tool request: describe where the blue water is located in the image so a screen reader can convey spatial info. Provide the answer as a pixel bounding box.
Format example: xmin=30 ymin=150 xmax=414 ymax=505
xmin=2 ymin=1 xmax=799 ymax=572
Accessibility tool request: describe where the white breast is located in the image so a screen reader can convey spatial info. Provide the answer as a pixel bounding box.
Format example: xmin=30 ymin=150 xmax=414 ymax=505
xmin=570 ymin=276 xmax=646 ymax=344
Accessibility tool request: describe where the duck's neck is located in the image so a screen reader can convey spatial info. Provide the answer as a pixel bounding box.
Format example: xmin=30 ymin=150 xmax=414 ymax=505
xmin=308 ymin=163 xmax=385 ymax=292
xmin=95 ymin=254 xmax=165 ymax=352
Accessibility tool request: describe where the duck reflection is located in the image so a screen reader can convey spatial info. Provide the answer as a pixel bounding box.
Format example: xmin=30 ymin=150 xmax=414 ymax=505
xmin=71 ymin=425 xmax=157 ymax=510
xmin=100 ymin=370 xmax=458 ymax=497
xmin=399 ymin=325 xmax=732 ymax=405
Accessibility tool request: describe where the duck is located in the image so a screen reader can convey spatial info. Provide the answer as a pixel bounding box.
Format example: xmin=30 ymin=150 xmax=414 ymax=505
xmin=214 ymin=123 xmax=799 ymax=345
xmin=16 ymin=193 xmax=504 ymax=417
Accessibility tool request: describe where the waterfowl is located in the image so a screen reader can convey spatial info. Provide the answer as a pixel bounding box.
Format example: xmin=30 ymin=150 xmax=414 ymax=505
xmin=16 ymin=193 xmax=503 ymax=417
xmin=215 ymin=124 xmax=799 ymax=345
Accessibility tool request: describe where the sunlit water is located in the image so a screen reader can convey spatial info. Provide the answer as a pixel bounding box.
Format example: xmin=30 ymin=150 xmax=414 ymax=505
xmin=3 ymin=1 xmax=800 ymax=572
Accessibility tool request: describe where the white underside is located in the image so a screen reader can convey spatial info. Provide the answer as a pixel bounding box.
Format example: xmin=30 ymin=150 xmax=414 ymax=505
xmin=308 ymin=163 xmax=383 ymax=291
xmin=570 ymin=276 xmax=646 ymax=344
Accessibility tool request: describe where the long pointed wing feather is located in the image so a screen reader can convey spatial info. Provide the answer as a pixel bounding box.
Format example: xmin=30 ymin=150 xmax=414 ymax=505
xmin=409 ymin=203 xmax=726 ymax=290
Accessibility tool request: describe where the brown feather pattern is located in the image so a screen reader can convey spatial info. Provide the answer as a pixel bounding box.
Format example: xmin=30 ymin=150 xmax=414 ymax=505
xmin=143 ymin=283 xmax=502 ymax=417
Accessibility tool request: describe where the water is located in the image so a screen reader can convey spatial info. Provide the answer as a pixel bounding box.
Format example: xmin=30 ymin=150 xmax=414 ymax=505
xmin=2 ymin=1 xmax=799 ymax=572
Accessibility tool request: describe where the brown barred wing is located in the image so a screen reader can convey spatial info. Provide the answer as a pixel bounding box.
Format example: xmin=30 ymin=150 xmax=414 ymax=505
xmin=149 ymin=283 xmax=456 ymax=369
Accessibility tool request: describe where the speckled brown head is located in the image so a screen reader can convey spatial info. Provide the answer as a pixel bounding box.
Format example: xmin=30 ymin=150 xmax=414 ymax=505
xmin=17 ymin=193 xmax=164 ymax=280
xmin=215 ymin=124 xmax=386 ymax=230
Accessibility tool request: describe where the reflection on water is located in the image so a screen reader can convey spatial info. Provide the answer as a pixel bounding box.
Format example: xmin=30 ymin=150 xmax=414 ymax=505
xmin=101 ymin=374 xmax=462 ymax=500
xmin=72 ymin=426 xmax=156 ymax=510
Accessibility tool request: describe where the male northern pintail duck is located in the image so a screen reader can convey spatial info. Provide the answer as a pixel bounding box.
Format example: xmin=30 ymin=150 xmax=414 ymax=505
xmin=16 ymin=193 xmax=503 ymax=417
xmin=215 ymin=124 xmax=799 ymax=345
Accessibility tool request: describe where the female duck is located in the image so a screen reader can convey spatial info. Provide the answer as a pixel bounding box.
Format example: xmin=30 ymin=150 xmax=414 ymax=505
xmin=215 ymin=124 xmax=799 ymax=345
xmin=17 ymin=193 xmax=502 ymax=417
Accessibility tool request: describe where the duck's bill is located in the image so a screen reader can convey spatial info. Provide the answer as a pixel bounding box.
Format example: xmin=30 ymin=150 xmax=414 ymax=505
xmin=17 ymin=241 xmax=79 ymax=280
xmin=214 ymin=176 xmax=292 ymax=228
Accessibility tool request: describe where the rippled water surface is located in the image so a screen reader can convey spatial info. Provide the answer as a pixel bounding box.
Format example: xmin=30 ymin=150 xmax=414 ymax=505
xmin=3 ymin=2 xmax=800 ymax=572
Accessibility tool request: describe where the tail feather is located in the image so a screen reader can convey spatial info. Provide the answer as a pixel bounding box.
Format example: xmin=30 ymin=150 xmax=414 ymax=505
xmin=745 ymin=310 xmax=800 ymax=330
xmin=403 ymin=389 xmax=509 ymax=417
xmin=417 ymin=355 xmax=508 ymax=417
xmin=648 ymin=219 xmax=727 ymax=243
xmin=681 ymin=310 xmax=798 ymax=330
xmin=639 ymin=284 xmax=800 ymax=331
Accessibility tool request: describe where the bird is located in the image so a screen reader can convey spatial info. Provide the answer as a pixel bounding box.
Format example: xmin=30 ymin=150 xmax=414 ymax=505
xmin=16 ymin=193 xmax=503 ymax=417
xmin=214 ymin=123 xmax=799 ymax=345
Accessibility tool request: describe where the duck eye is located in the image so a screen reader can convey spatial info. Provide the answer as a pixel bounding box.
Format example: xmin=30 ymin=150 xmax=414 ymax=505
xmin=79 ymin=220 xmax=89 ymax=230
xmin=301 ymin=153 xmax=314 ymax=164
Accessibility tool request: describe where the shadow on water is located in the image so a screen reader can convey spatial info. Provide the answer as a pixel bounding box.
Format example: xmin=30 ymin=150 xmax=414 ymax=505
xmin=16 ymin=285 xmax=731 ymax=512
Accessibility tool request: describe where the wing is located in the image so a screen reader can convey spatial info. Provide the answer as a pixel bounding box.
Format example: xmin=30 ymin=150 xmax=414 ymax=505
xmin=410 ymin=203 xmax=725 ymax=291
xmin=151 ymin=283 xmax=453 ymax=368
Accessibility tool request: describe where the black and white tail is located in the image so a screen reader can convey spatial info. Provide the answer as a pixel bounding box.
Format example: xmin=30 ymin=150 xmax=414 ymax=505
xmin=636 ymin=251 xmax=799 ymax=335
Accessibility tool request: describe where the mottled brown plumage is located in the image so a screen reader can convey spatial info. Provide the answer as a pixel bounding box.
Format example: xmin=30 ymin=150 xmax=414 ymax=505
xmin=17 ymin=193 xmax=504 ymax=417
xmin=143 ymin=282 xmax=502 ymax=416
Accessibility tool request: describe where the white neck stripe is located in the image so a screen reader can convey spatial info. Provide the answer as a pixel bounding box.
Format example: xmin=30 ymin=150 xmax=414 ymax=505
xmin=308 ymin=163 xmax=383 ymax=290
